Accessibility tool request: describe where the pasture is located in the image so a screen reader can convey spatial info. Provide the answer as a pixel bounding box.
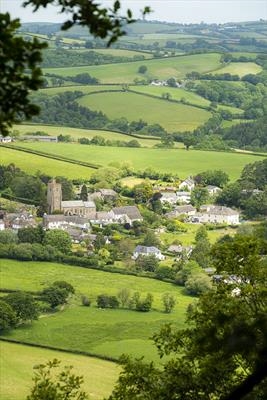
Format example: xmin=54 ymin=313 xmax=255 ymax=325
xmin=0 ymin=146 xmax=94 ymax=180
xmin=77 ymin=91 xmax=211 ymax=131
xmin=0 ymin=341 xmax=119 ymax=400
xmin=212 ymin=62 xmax=262 ymax=77
xmin=0 ymin=259 xmax=192 ymax=362
xmin=12 ymin=124 xmax=162 ymax=147
xmin=11 ymin=142 xmax=267 ymax=180
xmin=43 ymin=53 xmax=222 ymax=83
xmin=91 ymin=48 xmax=153 ymax=58
xmin=131 ymin=85 xmax=211 ymax=107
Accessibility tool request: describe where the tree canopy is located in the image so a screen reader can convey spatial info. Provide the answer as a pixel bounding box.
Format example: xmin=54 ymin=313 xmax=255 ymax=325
xmin=0 ymin=1 xmax=150 ymax=136
xmin=109 ymin=232 xmax=267 ymax=400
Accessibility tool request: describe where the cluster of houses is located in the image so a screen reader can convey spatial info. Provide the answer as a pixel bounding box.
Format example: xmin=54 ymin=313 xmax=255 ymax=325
xmin=157 ymin=177 xmax=240 ymax=225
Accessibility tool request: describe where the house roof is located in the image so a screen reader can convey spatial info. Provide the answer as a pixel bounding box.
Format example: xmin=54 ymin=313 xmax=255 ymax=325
xmin=160 ymin=192 xmax=177 ymax=199
xmin=174 ymin=205 xmax=195 ymax=213
xmin=134 ymin=245 xmax=161 ymax=254
xmin=176 ymin=191 xmax=191 ymax=197
xmin=112 ymin=206 xmax=142 ymax=220
xmin=200 ymin=205 xmax=239 ymax=216
xmin=99 ymin=189 xmax=117 ymax=196
xmin=61 ymin=200 xmax=95 ymax=208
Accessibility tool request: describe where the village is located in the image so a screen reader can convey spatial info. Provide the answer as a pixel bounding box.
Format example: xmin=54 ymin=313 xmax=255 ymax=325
xmin=0 ymin=174 xmax=241 ymax=271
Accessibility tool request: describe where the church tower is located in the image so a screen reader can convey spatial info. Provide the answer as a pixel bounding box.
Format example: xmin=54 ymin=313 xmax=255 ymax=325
xmin=47 ymin=179 xmax=62 ymax=214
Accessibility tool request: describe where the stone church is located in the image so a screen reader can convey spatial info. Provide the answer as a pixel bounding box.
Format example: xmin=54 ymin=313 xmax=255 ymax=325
xmin=47 ymin=179 xmax=96 ymax=216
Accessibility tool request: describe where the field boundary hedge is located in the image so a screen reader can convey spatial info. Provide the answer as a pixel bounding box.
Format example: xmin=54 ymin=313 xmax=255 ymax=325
xmin=0 ymin=337 xmax=119 ymax=363
xmin=17 ymin=122 xmax=161 ymax=141
xmin=128 ymin=88 xmax=211 ymax=111
xmin=0 ymin=144 xmax=101 ymax=169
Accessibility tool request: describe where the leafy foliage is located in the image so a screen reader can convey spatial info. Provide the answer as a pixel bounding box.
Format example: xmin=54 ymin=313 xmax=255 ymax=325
xmin=26 ymin=359 xmax=88 ymax=400
xmin=109 ymin=234 xmax=267 ymax=400
xmin=0 ymin=13 xmax=46 ymax=136
xmin=3 ymin=291 xmax=39 ymax=322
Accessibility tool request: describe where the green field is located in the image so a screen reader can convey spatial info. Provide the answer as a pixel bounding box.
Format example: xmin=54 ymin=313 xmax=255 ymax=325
xmin=0 ymin=341 xmax=118 ymax=400
xmin=77 ymin=91 xmax=211 ymax=131
xmin=13 ymin=124 xmax=163 ymax=147
xmin=0 ymin=146 xmax=94 ymax=180
xmin=8 ymin=142 xmax=266 ymax=180
xmin=131 ymin=85 xmax=211 ymax=107
xmin=41 ymin=84 xmax=121 ymax=96
xmin=91 ymin=48 xmax=153 ymax=59
xmin=43 ymin=53 xmax=222 ymax=83
xmin=0 ymin=259 xmax=192 ymax=362
xmin=212 ymin=62 xmax=262 ymax=77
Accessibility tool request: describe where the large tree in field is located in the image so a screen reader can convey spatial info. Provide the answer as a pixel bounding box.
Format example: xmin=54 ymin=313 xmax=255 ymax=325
xmin=108 ymin=233 xmax=267 ymax=400
xmin=0 ymin=0 xmax=150 ymax=136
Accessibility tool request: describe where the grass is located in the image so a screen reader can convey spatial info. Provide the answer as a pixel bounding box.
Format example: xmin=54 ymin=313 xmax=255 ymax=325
xmin=0 ymin=146 xmax=95 ymax=180
xmin=91 ymin=48 xmax=153 ymax=59
xmin=160 ymin=224 xmax=237 ymax=246
xmin=40 ymin=84 xmax=121 ymax=96
xmin=10 ymin=142 xmax=267 ymax=180
xmin=212 ymin=62 xmax=262 ymax=77
xmin=13 ymin=124 xmax=162 ymax=148
xmin=0 ymin=341 xmax=119 ymax=400
xmin=77 ymin=91 xmax=211 ymax=131
xmin=131 ymin=85 xmax=211 ymax=107
xmin=43 ymin=53 xmax=222 ymax=83
xmin=0 ymin=259 xmax=192 ymax=362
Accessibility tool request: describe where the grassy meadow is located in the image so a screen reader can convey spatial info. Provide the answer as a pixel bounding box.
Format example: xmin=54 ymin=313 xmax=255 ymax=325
xmin=0 ymin=146 xmax=94 ymax=180
xmin=131 ymin=85 xmax=211 ymax=107
xmin=8 ymin=142 xmax=267 ymax=180
xmin=43 ymin=53 xmax=222 ymax=83
xmin=12 ymin=124 xmax=162 ymax=147
xmin=77 ymin=91 xmax=211 ymax=131
xmin=0 ymin=259 xmax=192 ymax=362
xmin=211 ymin=62 xmax=262 ymax=77
xmin=0 ymin=341 xmax=119 ymax=400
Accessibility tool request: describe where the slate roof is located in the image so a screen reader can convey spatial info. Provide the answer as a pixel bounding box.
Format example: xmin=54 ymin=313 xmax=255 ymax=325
xmin=61 ymin=200 xmax=95 ymax=208
xmin=200 ymin=205 xmax=239 ymax=216
xmin=134 ymin=245 xmax=161 ymax=254
xmin=112 ymin=206 xmax=142 ymax=220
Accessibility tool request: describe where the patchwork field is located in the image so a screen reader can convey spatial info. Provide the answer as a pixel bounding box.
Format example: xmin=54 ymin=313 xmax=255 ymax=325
xmin=211 ymin=62 xmax=262 ymax=77
xmin=8 ymin=142 xmax=266 ymax=180
xmin=0 ymin=146 xmax=95 ymax=180
xmin=130 ymin=85 xmax=211 ymax=107
xmin=0 ymin=341 xmax=118 ymax=400
xmin=43 ymin=53 xmax=222 ymax=83
xmin=12 ymin=124 xmax=163 ymax=147
xmin=0 ymin=259 xmax=192 ymax=362
xmin=77 ymin=91 xmax=211 ymax=131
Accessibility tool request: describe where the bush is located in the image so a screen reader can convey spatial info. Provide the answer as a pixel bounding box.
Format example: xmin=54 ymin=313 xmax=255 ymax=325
xmin=185 ymin=273 xmax=212 ymax=296
xmin=97 ymin=294 xmax=119 ymax=309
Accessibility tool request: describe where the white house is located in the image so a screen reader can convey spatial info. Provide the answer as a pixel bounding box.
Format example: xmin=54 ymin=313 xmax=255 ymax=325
xmin=166 ymin=205 xmax=196 ymax=218
xmin=43 ymin=215 xmax=90 ymax=230
xmin=0 ymin=136 xmax=12 ymax=143
xmin=160 ymin=192 xmax=178 ymax=205
xmin=206 ymin=185 xmax=222 ymax=196
xmin=112 ymin=206 xmax=143 ymax=225
xmin=88 ymin=211 xmax=115 ymax=226
xmin=132 ymin=245 xmax=165 ymax=260
xmin=195 ymin=205 xmax=240 ymax=225
xmin=178 ymin=177 xmax=195 ymax=192
xmin=176 ymin=191 xmax=191 ymax=204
